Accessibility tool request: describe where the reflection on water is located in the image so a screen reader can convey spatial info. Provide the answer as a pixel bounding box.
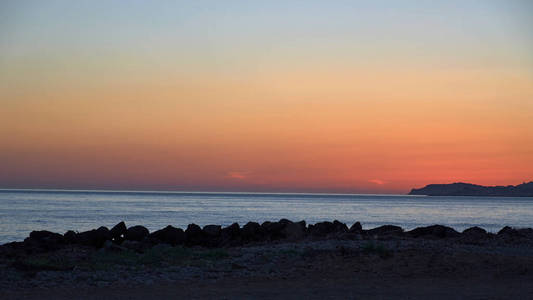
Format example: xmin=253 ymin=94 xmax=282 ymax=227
xmin=1 ymin=190 xmax=532 ymax=244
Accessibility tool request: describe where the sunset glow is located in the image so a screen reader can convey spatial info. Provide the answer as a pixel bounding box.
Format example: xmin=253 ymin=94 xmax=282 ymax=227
xmin=1 ymin=1 xmax=532 ymax=193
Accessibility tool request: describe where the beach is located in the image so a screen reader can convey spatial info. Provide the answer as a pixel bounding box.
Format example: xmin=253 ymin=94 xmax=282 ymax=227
xmin=2 ymin=220 xmax=533 ymax=299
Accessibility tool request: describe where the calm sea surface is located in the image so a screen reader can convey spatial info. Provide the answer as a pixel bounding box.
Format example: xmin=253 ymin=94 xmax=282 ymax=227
xmin=1 ymin=189 xmax=533 ymax=244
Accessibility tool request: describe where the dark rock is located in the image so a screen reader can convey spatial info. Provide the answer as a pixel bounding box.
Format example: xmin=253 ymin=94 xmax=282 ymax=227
xmin=306 ymin=220 xmax=345 ymax=238
xmin=308 ymin=221 xmax=335 ymax=237
xmin=296 ymin=220 xmax=306 ymax=229
xmin=185 ymin=223 xmax=205 ymax=245
xmin=64 ymin=230 xmax=78 ymax=244
xmin=498 ymin=226 xmax=520 ymax=236
xmin=24 ymin=230 xmax=65 ymax=252
xmin=149 ymin=225 xmax=185 ymax=245
xmin=278 ymin=219 xmax=293 ymax=226
xmin=349 ymin=222 xmax=362 ymax=233
xmin=203 ymin=225 xmax=222 ymax=237
xmin=519 ymin=228 xmax=533 ymax=239
xmin=460 ymin=226 xmax=489 ymax=244
xmin=78 ymin=226 xmax=112 ymax=247
xmin=281 ymin=221 xmax=306 ymax=240
xmin=201 ymin=225 xmax=222 ymax=247
xmin=220 ymin=223 xmax=241 ymax=246
xmin=97 ymin=226 xmax=111 ymax=237
xmin=241 ymin=222 xmax=263 ymax=241
xmin=110 ymin=221 xmax=127 ymax=240
xmin=498 ymin=226 xmax=513 ymax=235
xmin=366 ymin=225 xmax=403 ymax=236
xmin=261 ymin=221 xmax=286 ymax=240
xmin=29 ymin=230 xmax=64 ymax=243
xmin=186 ymin=223 xmax=203 ymax=235
xmin=222 ymin=223 xmax=241 ymax=238
xmin=408 ymin=225 xmax=460 ymax=239
xmin=125 ymin=225 xmax=149 ymax=242
xmin=463 ymin=226 xmax=487 ymax=236
xmin=96 ymin=226 xmax=111 ymax=238
xmin=498 ymin=226 xmax=533 ymax=238
xmin=332 ymin=220 xmax=349 ymax=233
xmin=76 ymin=230 xmax=93 ymax=246
xmin=0 ymin=242 xmax=26 ymax=257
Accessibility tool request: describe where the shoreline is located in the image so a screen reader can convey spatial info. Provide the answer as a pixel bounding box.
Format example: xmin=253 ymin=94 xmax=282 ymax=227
xmin=2 ymin=220 xmax=533 ymax=298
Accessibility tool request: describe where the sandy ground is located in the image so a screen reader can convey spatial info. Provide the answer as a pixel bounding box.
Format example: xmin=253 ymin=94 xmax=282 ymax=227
xmin=5 ymin=275 xmax=533 ymax=300
xmin=3 ymin=237 xmax=533 ymax=299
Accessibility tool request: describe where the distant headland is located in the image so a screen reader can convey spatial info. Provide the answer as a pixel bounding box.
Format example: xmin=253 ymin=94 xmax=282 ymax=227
xmin=409 ymin=182 xmax=533 ymax=197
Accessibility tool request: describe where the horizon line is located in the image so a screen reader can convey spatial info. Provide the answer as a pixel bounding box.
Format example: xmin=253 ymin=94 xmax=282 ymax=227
xmin=0 ymin=187 xmax=413 ymax=197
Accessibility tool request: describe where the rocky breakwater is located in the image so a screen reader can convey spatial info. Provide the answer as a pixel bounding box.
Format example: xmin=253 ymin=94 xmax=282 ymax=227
xmin=2 ymin=220 xmax=533 ymax=256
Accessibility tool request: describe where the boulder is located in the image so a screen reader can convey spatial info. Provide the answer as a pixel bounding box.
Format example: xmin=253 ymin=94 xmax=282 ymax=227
xmin=28 ymin=230 xmax=64 ymax=244
xmin=185 ymin=223 xmax=205 ymax=245
xmin=220 ymin=223 xmax=241 ymax=246
xmin=201 ymin=225 xmax=222 ymax=247
xmin=349 ymin=222 xmax=362 ymax=233
xmin=462 ymin=226 xmax=487 ymax=236
xmin=281 ymin=221 xmax=306 ymax=240
xmin=77 ymin=226 xmax=112 ymax=247
xmin=241 ymin=222 xmax=263 ymax=241
xmin=29 ymin=230 xmax=64 ymax=243
xmin=498 ymin=226 xmax=533 ymax=239
xmin=519 ymin=228 xmax=533 ymax=239
xmin=24 ymin=230 xmax=65 ymax=252
xmin=76 ymin=230 xmax=94 ymax=246
xmin=408 ymin=225 xmax=460 ymax=239
xmin=63 ymin=230 xmax=78 ymax=244
xmin=203 ymin=225 xmax=222 ymax=237
xmin=125 ymin=225 xmax=149 ymax=241
xmin=149 ymin=225 xmax=185 ymax=245
xmin=308 ymin=221 xmax=335 ymax=237
xmin=110 ymin=221 xmax=127 ymax=240
xmin=332 ymin=220 xmax=349 ymax=233
xmin=222 ymin=223 xmax=241 ymax=238
xmin=0 ymin=241 xmax=26 ymax=257
xmin=498 ymin=226 xmax=515 ymax=235
xmin=460 ymin=226 xmax=489 ymax=244
xmin=261 ymin=221 xmax=286 ymax=240
xmin=366 ymin=225 xmax=403 ymax=237
xmin=278 ymin=219 xmax=293 ymax=226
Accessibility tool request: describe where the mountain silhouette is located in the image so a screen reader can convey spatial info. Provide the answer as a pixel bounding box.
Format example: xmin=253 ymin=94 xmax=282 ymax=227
xmin=409 ymin=182 xmax=533 ymax=197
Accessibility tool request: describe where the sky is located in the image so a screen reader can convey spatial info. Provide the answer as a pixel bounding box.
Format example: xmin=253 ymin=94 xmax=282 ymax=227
xmin=1 ymin=1 xmax=532 ymax=193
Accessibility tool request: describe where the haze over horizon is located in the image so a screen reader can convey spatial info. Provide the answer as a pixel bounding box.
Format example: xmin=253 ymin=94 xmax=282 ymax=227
xmin=1 ymin=1 xmax=533 ymax=194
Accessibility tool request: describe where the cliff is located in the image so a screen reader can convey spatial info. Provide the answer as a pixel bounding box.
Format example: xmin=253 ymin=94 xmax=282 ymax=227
xmin=409 ymin=182 xmax=533 ymax=197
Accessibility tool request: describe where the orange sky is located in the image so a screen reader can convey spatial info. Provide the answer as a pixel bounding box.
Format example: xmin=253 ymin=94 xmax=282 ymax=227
xmin=1 ymin=1 xmax=532 ymax=193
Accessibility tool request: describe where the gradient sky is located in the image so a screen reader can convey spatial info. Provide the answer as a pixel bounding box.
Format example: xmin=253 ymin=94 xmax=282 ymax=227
xmin=1 ymin=1 xmax=532 ymax=193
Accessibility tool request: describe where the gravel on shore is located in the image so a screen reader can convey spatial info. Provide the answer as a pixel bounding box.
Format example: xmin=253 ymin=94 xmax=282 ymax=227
xmin=2 ymin=221 xmax=533 ymax=299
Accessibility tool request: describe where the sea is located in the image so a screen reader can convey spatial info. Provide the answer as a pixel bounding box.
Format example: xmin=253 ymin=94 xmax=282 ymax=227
xmin=1 ymin=189 xmax=532 ymax=244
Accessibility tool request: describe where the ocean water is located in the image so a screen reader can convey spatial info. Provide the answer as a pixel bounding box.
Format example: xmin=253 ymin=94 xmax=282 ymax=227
xmin=1 ymin=189 xmax=532 ymax=244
